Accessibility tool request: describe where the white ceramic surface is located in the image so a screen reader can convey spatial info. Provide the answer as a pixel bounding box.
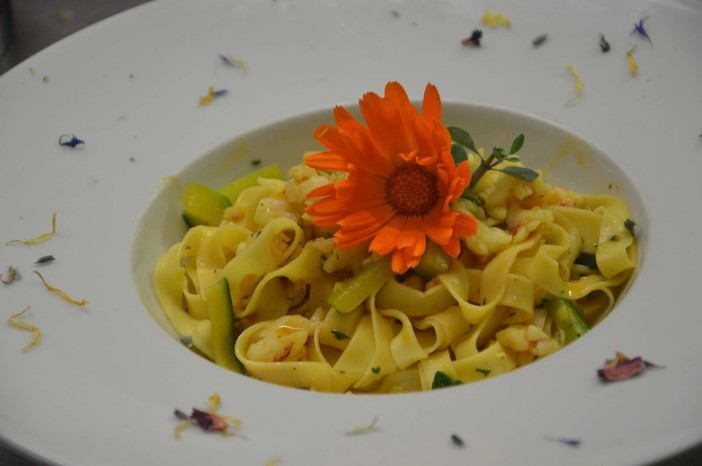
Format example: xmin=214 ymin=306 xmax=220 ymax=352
xmin=1 ymin=1 xmax=701 ymax=465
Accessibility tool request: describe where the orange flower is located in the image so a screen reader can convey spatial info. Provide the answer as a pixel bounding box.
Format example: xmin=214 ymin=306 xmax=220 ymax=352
xmin=305 ymin=82 xmax=478 ymax=274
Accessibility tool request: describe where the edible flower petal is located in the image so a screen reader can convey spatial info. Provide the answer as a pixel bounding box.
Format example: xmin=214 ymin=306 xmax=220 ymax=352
xmin=461 ymin=29 xmax=483 ymax=47
xmin=627 ymin=46 xmax=639 ymax=75
xmin=481 ymin=10 xmax=511 ymax=28
xmin=8 ymin=306 xmax=41 ymax=352
xmin=7 ymin=212 xmax=57 ymax=246
xmin=565 ymin=64 xmax=583 ymax=103
xmin=597 ymin=352 xmax=662 ymax=382
xmin=631 ymin=16 xmax=652 ymax=45
xmin=1 ymin=266 xmax=20 ymax=284
xmin=58 ymin=134 xmax=85 ymax=148
xmin=345 ymin=416 xmax=378 ymax=435
xmin=199 ymin=86 xmax=228 ymax=106
xmin=174 ymin=394 xmax=243 ymax=440
xmin=305 ymin=82 xmax=478 ymax=274
xmin=34 ymin=271 xmax=89 ymax=307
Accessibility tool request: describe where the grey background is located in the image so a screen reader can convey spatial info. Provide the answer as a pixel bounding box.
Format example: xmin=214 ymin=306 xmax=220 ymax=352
xmin=0 ymin=1 xmax=700 ymax=465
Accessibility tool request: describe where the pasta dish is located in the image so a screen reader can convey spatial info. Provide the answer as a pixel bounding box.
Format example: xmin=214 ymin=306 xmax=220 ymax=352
xmin=153 ymin=82 xmax=637 ymax=393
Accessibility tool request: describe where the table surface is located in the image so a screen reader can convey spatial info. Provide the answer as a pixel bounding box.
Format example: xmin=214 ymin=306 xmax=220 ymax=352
xmin=1 ymin=1 xmax=701 ymax=465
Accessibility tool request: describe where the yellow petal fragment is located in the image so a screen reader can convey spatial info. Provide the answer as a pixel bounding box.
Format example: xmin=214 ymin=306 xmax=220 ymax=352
xmin=566 ymin=64 xmax=583 ymax=100
xmin=8 ymin=306 xmax=42 ymax=352
xmin=265 ymin=459 xmax=281 ymax=466
xmin=199 ymin=86 xmax=216 ymax=106
xmin=7 ymin=212 xmax=57 ymax=246
xmin=481 ymin=10 xmax=511 ymax=28
xmin=345 ymin=416 xmax=379 ymax=435
xmin=34 ymin=271 xmax=89 ymax=307
xmin=627 ymin=47 xmax=639 ymax=75
xmin=174 ymin=419 xmax=191 ymax=440
xmin=208 ymin=392 xmax=222 ymax=413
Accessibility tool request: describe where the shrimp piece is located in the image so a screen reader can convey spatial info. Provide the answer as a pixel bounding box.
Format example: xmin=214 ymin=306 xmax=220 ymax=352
xmin=246 ymin=315 xmax=312 ymax=362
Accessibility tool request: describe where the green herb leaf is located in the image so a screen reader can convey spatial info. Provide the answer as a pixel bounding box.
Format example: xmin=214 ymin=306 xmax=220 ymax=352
xmin=461 ymin=192 xmax=482 ymax=204
xmin=509 ymin=133 xmax=525 ymax=155
xmin=574 ymin=251 xmax=599 ymax=271
xmin=451 ymin=144 xmax=468 ymax=165
xmin=475 ymin=368 xmax=491 ymax=377
xmin=431 ymin=371 xmax=463 ymax=389
xmin=505 ymin=155 xmax=521 ymax=162
xmin=493 ymin=147 xmax=507 ymax=161
xmin=331 ymin=330 xmax=349 ymax=340
xmin=371 ymin=366 xmax=381 ymax=374
xmin=448 ymin=127 xmax=479 ymax=154
xmin=496 ymin=166 xmax=539 ymax=182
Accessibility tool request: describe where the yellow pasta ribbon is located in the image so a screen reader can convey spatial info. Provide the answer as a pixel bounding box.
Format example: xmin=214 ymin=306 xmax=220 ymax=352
xmin=8 ymin=306 xmax=41 ymax=351
xmin=7 ymin=212 xmax=56 ymax=245
xmin=34 ymin=271 xmax=89 ymax=307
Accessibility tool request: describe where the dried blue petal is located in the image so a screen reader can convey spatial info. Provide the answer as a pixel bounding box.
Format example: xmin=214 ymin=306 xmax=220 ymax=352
xmin=58 ymin=134 xmax=85 ymax=148
xmin=532 ymin=34 xmax=548 ymax=47
xmin=599 ymin=34 xmax=611 ymax=53
xmin=547 ymin=436 xmax=582 ymax=447
xmin=212 ymin=89 xmax=228 ymax=97
xmin=631 ymin=16 xmax=652 ymax=45
xmin=461 ymin=29 xmax=483 ymax=47
xmin=451 ymin=433 xmax=465 ymax=448
xmin=35 ymin=255 xmax=55 ymax=265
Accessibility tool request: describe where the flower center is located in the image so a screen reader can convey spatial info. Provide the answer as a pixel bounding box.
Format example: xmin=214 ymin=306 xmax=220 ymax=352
xmin=386 ymin=164 xmax=439 ymax=216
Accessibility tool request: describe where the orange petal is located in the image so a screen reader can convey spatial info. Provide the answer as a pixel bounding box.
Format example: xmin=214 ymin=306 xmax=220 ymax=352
xmin=422 ymin=83 xmax=442 ymax=125
xmin=369 ymin=216 xmax=406 ymax=256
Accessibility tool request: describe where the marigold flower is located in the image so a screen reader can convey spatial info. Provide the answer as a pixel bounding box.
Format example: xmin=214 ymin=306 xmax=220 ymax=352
xmin=305 ymin=82 xmax=478 ymax=274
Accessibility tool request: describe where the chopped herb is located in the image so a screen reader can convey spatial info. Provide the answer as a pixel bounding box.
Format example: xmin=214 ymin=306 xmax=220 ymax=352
xmin=624 ymin=219 xmax=637 ymax=236
xmin=251 ymin=159 xmax=262 ymax=166
xmin=34 ymin=271 xmax=89 ymax=307
xmin=461 ymin=29 xmax=483 ymax=47
xmin=475 ymin=368 xmax=491 ymax=377
xmin=199 ymin=86 xmax=229 ymax=106
xmin=609 ymin=235 xmax=619 ymax=242
xmin=35 ymin=255 xmax=55 ymax=265
xmin=597 ymin=352 xmax=663 ymax=382
xmin=219 ymin=54 xmax=248 ymax=72
xmin=58 ymin=134 xmax=85 ymax=148
xmin=627 ymin=46 xmax=639 ymax=75
xmin=631 ymin=16 xmax=652 ymax=45
xmin=391 ymin=9 xmax=400 ymax=18
xmin=599 ymin=34 xmax=611 ymax=53
xmin=431 ymin=371 xmax=463 ymax=389
xmin=345 ymin=416 xmax=378 ymax=435
xmin=546 ymin=436 xmax=582 ymax=447
xmin=566 ymin=64 xmax=584 ymax=102
xmin=7 ymin=212 xmax=57 ymax=246
xmin=574 ymin=251 xmax=599 ymax=271
xmin=8 ymin=306 xmax=41 ymax=352
xmin=481 ymin=10 xmax=511 ymax=28
xmin=451 ymin=433 xmax=465 ymax=448
xmin=371 ymin=366 xmax=381 ymax=374
xmin=0 ymin=266 xmax=20 ymax=284
xmin=331 ymin=330 xmax=349 ymax=340
xmin=532 ymin=34 xmax=548 ymax=47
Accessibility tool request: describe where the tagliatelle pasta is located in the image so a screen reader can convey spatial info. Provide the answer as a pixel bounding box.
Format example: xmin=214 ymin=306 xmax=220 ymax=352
xmin=152 ymin=82 xmax=637 ymax=393
xmin=153 ymin=158 xmax=637 ymax=393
